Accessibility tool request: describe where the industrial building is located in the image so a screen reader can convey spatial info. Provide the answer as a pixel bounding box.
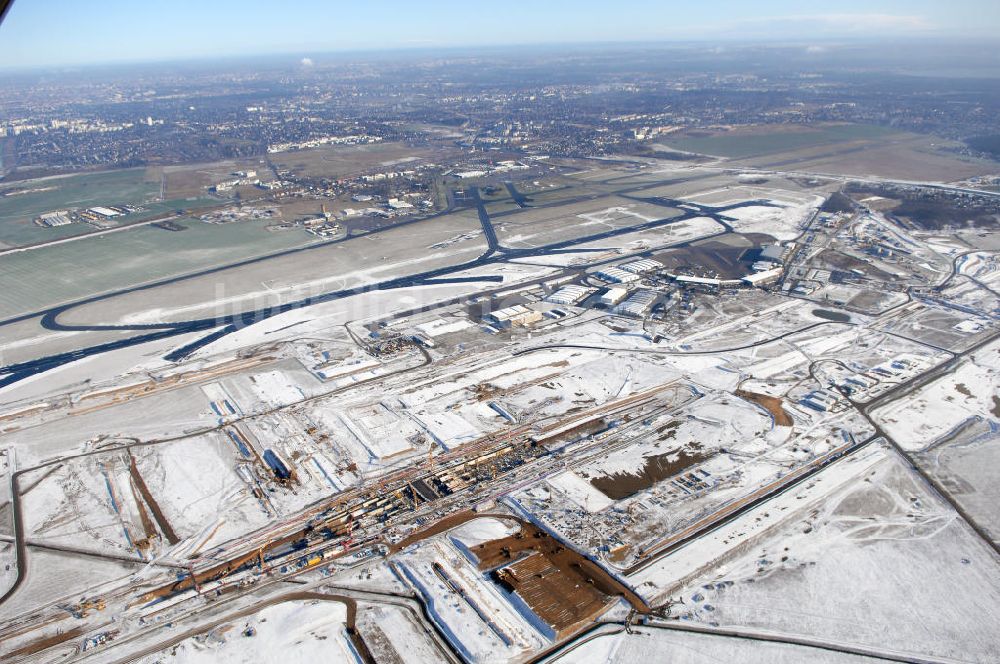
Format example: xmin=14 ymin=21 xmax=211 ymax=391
xmin=620 ymin=258 xmax=663 ymax=274
xmin=752 ymin=260 xmax=779 ymax=272
xmin=615 ymin=290 xmax=657 ymax=317
xmin=799 ymin=389 xmax=841 ymax=412
xmin=88 ymin=206 xmax=122 ymax=218
xmin=742 ymin=267 xmax=783 ymax=287
xmin=36 ymin=210 xmax=73 ymax=227
xmin=600 ymin=287 xmax=629 ymax=306
xmin=387 ymin=198 xmax=414 ymax=210
xmin=595 ymin=267 xmax=640 ymax=284
xmin=547 ymin=285 xmax=595 ymax=305
xmin=750 ymin=245 xmax=789 ymax=272
xmin=674 ymin=274 xmax=721 ymax=288
xmin=486 ymin=304 xmax=544 ymax=328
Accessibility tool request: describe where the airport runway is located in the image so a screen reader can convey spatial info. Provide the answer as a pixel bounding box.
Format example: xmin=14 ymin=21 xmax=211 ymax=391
xmin=0 ymin=194 xmax=755 ymax=387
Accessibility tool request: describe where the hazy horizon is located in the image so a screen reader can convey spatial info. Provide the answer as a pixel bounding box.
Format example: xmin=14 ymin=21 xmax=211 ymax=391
xmin=1 ymin=0 xmax=999 ymax=70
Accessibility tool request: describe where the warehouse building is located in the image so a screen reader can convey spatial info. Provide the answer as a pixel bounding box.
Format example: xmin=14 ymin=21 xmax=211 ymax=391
xmin=600 ymin=287 xmax=629 ymax=306
xmin=595 ymin=267 xmax=640 ymax=284
xmin=620 ymin=258 xmax=663 ymax=274
xmin=546 ymin=284 xmax=596 ymax=305
xmin=486 ymin=304 xmax=544 ymax=328
xmin=674 ymin=274 xmax=721 ymax=288
xmin=742 ymin=267 xmax=783 ymax=287
xmin=615 ymin=290 xmax=657 ymax=317
xmin=37 ymin=210 xmax=73 ymax=227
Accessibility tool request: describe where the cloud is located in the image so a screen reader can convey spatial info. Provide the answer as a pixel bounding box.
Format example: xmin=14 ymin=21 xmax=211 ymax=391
xmin=670 ymin=12 xmax=934 ymax=40
xmin=300 ymin=57 xmax=314 ymax=67
xmin=805 ymin=13 xmax=932 ymax=33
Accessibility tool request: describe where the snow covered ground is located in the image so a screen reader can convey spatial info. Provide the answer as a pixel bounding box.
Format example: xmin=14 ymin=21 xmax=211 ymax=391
xmin=137 ymin=434 xmax=272 ymax=556
xmin=509 ymin=216 xmax=723 ymax=267
xmin=0 ymin=328 xmax=208 ymax=406
xmin=394 ymin=537 xmax=548 ymax=662
xmin=554 ymin=625 xmax=880 ymax=664
xmin=0 ymin=548 xmax=138 ymax=622
xmin=356 ymin=602 xmax=448 ymax=663
xmin=625 ymin=443 xmax=888 ymax=604
xmin=133 ymin=599 xmax=356 ymax=664
xmin=720 ymin=203 xmax=817 ymax=241
xmin=247 ymin=370 xmax=305 ymax=407
xmin=546 ymin=470 xmax=615 ymax=513
xmin=448 ymin=517 xmax=520 ymax=548
xmin=669 ymin=447 xmax=1000 ymax=663
xmin=872 ymin=344 xmax=1000 ymax=452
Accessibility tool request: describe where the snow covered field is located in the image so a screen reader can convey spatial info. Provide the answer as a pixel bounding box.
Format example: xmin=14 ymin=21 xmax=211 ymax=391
xmin=680 ymin=188 xmax=824 ymax=241
xmin=625 ymin=443 xmax=888 ymax=604
xmin=872 ymin=344 xmax=1000 ymax=452
xmin=720 ymin=202 xmax=818 ymax=241
xmin=356 ymin=602 xmax=448 ymax=663
xmin=670 ymin=447 xmax=1000 ymax=663
xmin=247 ymin=370 xmax=305 ymax=407
xmin=554 ymin=625 xmax=880 ymax=664
xmin=134 ymin=599 xmax=356 ymax=664
xmin=137 ymin=434 xmax=272 ymax=556
xmin=546 ymin=470 xmax=615 ymax=513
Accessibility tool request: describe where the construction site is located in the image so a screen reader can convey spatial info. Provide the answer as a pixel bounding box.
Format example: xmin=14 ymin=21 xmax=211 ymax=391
xmin=0 ymin=160 xmax=999 ymax=664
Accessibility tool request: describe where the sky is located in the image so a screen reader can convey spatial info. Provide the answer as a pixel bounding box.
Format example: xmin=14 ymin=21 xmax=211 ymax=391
xmin=0 ymin=0 xmax=998 ymax=69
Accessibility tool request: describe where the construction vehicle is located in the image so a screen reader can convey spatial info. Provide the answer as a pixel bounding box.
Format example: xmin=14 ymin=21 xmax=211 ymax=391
xmin=68 ymin=598 xmax=106 ymax=619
